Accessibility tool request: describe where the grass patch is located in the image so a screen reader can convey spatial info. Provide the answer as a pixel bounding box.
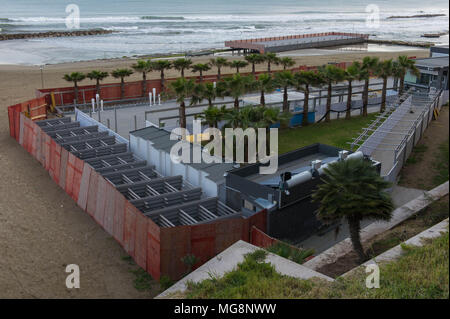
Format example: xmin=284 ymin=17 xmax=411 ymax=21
xmin=129 ymin=268 xmax=154 ymax=292
xmin=432 ymin=139 xmax=449 ymax=188
xmin=366 ymin=196 xmax=448 ymax=259
xmin=278 ymin=114 xmax=377 ymax=154
xmin=184 ymin=233 xmax=449 ymax=299
xmin=405 ymin=144 xmax=428 ymax=165
xmin=266 ymin=242 xmax=314 ymax=264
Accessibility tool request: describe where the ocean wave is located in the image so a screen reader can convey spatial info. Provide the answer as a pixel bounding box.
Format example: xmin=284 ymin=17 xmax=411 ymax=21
xmin=141 ymin=16 xmax=184 ymax=20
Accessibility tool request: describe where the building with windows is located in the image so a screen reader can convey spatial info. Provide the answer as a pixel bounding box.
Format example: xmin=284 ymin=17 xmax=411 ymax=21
xmin=404 ymin=56 xmax=449 ymax=91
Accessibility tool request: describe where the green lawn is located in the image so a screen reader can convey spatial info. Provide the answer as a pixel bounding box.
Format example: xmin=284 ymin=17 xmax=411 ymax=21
xmin=183 ymin=232 xmax=449 ymax=299
xmin=278 ymin=114 xmax=378 ymax=154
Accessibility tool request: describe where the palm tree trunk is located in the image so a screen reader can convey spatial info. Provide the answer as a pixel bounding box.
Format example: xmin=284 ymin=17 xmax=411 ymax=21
xmin=283 ymin=86 xmax=288 ymax=113
xmin=217 ymin=67 xmax=221 ymax=81
xmin=179 ymin=101 xmax=186 ymax=129
xmin=345 ymin=81 xmax=352 ymax=120
xmin=199 ymin=71 xmax=203 ymax=82
xmin=347 ymin=216 xmax=366 ymax=262
xmin=160 ymin=70 xmax=165 ymax=92
xmin=181 ymin=69 xmax=185 ymax=78
xmin=120 ymin=78 xmax=125 ymax=99
xmin=267 ymin=62 xmax=271 ymax=73
xmin=74 ymin=81 xmax=79 ymax=104
xmin=302 ymin=87 xmax=309 ymax=126
xmin=252 ymin=63 xmax=255 ymax=76
xmin=142 ymin=72 xmax=147 ymax=97
xmin=399 ymin=73 xmax=405 ymax=96
xmin=236 ymin=67 xmax=239 ymax=74
xmin=208 ymin=98 xmax=213 ymax=107
xmin=380 ymin=77 xmax=387 ymax=113
xmin=260 ymin=90 xmax=265 ymax=106
xmin=325 ymin=82 xmax=332 ymax=122
xmin=96 ymin=79 xmax=100 ymax=97
xmin=234 ymin=97 xmax=239 ymax=110
xmin=363 ymin=79 xmax=369 ymax=117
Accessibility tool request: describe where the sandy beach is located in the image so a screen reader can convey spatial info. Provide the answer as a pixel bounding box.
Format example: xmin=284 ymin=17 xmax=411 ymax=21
xmin=0 ymin=48 xmax=430 ymax=298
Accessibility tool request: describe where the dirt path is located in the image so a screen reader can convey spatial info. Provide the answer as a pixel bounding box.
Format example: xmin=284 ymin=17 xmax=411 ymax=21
xmin=0 ymin=74 xmax=159 ymax=299
xmin=399 ymin=105 xmax=449 ymax=190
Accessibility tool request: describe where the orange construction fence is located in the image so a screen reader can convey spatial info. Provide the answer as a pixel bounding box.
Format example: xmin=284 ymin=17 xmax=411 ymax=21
xmin=8 ymin=99 xmax=271 ymax=280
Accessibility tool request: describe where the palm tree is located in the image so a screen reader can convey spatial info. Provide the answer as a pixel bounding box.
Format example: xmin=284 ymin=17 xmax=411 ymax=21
xmin=279 ymin=57 xmax=295 ymax=70
xmin=229 ymin=60 xmax=249 ymax=74
xmin=169 ymin=78 xmax=196 ymax=129
xmin=361 ymin=57 xmax=379 ymax=117
xmin=375 ymin=59 xmax=394 ymax=113
xmin=172 ymin=58 xmax=193 ymax=78
xmin=274 ymin=71 xmax=295 ymax=113
xmin=86 ymin=70 xmax=109 ymax=97
xmin=293 ymin=70 xmax=322 ymax=126
xmin=201 ymin=82 xmax=219 ymax=107
xmin=191 ymin=63 xmax=211 ymax=82
xmin=223 ymin=74 xmax=252 ymax=110
xmin=63 ymin=72 xmax=86 ymax=103
xmin=150 ymin=60 xmax=172 ymax=92
xmin=312 ymin=158 xmax=393 ymax=261
xmin=395 ymin=55 xmax=419 ymax=95
xmin=344 ymin=62 xmax=361 ymax=120
xmin=197 ymin=105 xmax=222 ymax=128
xmin=318 ymin=65 xmax=345 ymax=122
xmin=264 ymin=52 xmax=279 ymax=73
xmin=245 ymin=54 xmax=265 ymax=76
xmin=210 ymin=57 xmax=229 ymax=81
xmin=254 ymin=73 xmax=275 ymax=106
xmin=258 ymin=107 xmax=291 ymax=128
xmin=111 ymin=68 xmax=133 ymax=99
xmin=131 ymin=60 xmax=152 ymax=96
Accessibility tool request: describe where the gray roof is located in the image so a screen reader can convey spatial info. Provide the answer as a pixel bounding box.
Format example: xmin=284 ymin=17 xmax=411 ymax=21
xmin=130 ymin=126 xmax=235 ymax=183
xmin=415 ymin=56 xmax=449 ymax=69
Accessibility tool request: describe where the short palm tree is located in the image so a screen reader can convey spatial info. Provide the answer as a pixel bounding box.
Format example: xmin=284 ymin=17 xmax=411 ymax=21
xmin=264 ymin=52 xmax=279 ymax=73
xmin=318 ymin=65 xmax=345 ymax=122
xmin=86 ymin=70 xmax=109 ymax=97
xmin=150 ymin=60 xmax=172 ymax=92
xmin=63 ymin=72 xmax=86 ymax=103
xmin=223 ymin=74 xmax=252 ymax=110
xmin=197 ymin=105 xmax=222 ymax=128
xmin=210 ymin=57 xmax=229 ymax=80
xmin=254 ymin=73 xmax=275 ymax=106
xmin=344 ymin=62 xmax=361 ymax=120
xmin=258 ymin=107 xmax=291 ymax=129
xmin=279 ymin=57 xmax=295 ymax=70
xmin=172 ymin=58 xmax=193 ymax=78
xmin=375 ymin=59 xmax=394 ymax=113
xmin=169 ymin=78 xmax=196 ymax=129
xmin=395 ymin=55 xmax=419 ymax=95
xmin=361 ymin=57 xmax=379 ymax=116
xmin=111 ymin=68 xmax=133 ymax=99
xmin=230 ymin=60 xmax=249 ymax=74
xmin=245 ymin=54 xmax=265 ymax=75
xmin=312 ymin=158 xmax=393 ymax=261
xmin=293 ymin=70 xmax=322 ymax=126
xmin=274 ymin=70 xmax=295 ymax=113
xmin=201 ymin=82 xmax=218 ymax=107
xmin=191 ymin=63 xmax=211 ymax=82
xmin=131 ymin=60 xmax=152 ymax=96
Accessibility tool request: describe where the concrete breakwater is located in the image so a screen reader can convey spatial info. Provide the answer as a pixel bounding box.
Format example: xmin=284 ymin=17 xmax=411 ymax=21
xmin=0 ymin=29 xmax=114 ymax=41
xmin=367 ymin=39 xmax=434 ymax=48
